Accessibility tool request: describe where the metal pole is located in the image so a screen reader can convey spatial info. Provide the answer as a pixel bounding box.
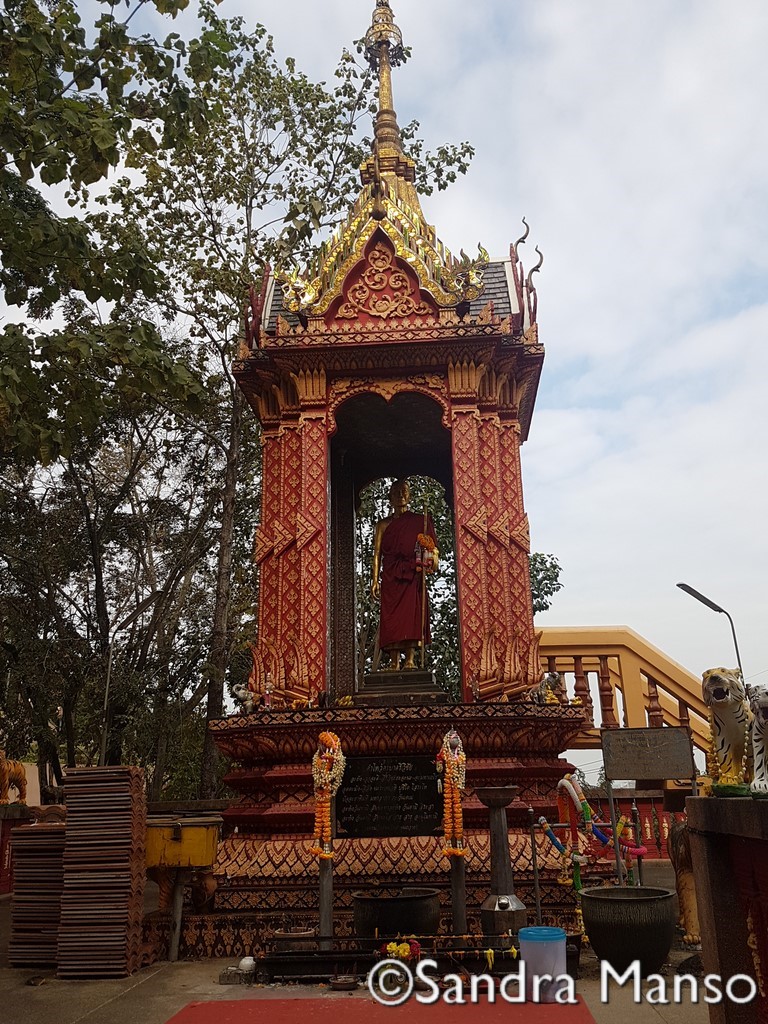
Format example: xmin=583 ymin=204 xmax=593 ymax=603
xmin=450 ymin=854 xmax=467 ymax=942
xmin=723 ymin=610 xmax=745 ymax=686
xmin=528 ymin=807 xmax=542 ymax=925
xmin=420 ymin=502 xmax=428 ymax=670
xmin=169 ymin=868 xmax=191 ymax=962
xmin=319 ymin=857 xmax=333 ymax=951
xmin=632 ymin=801 xmax=643 ymax=887
xmin=605 ymin=780 xmax=625 ymax=883
xmin=318 ymin=795 xmax=336 ymax=951
xmin=98 ymin=641 xmax=114 ymax=767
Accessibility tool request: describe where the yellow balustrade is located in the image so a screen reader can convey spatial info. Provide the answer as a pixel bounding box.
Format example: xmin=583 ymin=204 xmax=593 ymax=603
xmin=539 ymin=626 xmax=708 ymax=753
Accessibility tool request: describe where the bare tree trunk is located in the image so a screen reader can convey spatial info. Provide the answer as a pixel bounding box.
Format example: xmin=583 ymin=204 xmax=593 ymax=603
xmin=63 ymin=700 xmax=76 ymax=767
xmin=150 ymin=666 xmax=171 ymax=801
xmin=151 ymin=703 xmax=169 ymax=802
xmin=199 ymin=388 xmax=243 ymax=797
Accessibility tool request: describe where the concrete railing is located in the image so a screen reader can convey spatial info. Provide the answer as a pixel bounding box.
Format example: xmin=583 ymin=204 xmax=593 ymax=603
xmin=539 ymin=625 xmax=708 ymax=753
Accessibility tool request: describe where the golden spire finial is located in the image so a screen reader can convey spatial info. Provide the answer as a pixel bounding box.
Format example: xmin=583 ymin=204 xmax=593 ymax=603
xmin=360 ymin=1 xmax=420 ymax=211
xmin=365 ymin=0 xmax=406 ymax=157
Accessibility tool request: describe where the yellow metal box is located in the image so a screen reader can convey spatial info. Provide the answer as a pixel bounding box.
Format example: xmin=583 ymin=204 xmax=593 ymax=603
xmin=145 ymin=815 xmax=222 ymax=869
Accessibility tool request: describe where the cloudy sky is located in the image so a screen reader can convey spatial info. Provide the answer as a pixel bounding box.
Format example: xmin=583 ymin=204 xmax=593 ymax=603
xmin=139 ymin=2 xmax=768 ymax=695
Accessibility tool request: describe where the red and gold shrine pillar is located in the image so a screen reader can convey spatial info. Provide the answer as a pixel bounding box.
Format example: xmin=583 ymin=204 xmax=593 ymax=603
xmin=477 ymin=370 xmax=516 ymax=669
xmin=497 ymin=377 xmax=535 ymax=643
xmin=292 ymin=368 xmax=330 ymax=696
xmin=273 ymin=381 xmax=303 ymax=687
xmin=253 ymin=390 xmax=283 ymax=663
xmin=450 ymin=362 xmax=536 ymax=700
xmin=252 ymin=373 xmax=329 ymax=701
xmin=448 ymin=359 xmax=490 ymax=700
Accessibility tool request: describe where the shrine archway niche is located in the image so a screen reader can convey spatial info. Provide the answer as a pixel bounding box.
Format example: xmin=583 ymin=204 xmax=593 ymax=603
xmin=329 ymin=390 xmax=454 ymax=698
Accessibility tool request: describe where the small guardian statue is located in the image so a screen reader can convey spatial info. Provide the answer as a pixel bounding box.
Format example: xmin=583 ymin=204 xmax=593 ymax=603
xmin=0 ymin=749 xmax=27 ymax=805
xmin=748 ymin=682 xmax=768 ymax=798
xmin=702 ymin=667 xmax=752 ymax=796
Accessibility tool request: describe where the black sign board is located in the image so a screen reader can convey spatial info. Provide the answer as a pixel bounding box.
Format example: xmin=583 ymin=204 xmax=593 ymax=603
xmin=336 ymin=756 xmax=442 ymax=838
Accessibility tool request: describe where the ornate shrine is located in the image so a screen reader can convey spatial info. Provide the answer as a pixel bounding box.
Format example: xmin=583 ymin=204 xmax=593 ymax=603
xmin=205 ymin=0 xmax=596 ymax=948
xmin=234 ymin=0 xmax=546 ymax=706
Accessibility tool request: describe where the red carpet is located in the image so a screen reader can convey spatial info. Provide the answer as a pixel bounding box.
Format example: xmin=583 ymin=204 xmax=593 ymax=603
xmin=165 ymin=996 xmax=596 ymax=1024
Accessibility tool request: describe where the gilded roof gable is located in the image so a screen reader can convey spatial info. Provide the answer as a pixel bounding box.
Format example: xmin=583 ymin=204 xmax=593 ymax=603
xmin=276 ymin=1 xmax=489 ymax=320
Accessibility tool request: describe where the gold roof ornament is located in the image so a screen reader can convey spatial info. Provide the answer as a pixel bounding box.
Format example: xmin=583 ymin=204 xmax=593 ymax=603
xmin=277 ymin=0 xmax=489 ymax=319
xmin=360 ymin=0 xmax=420 ymax=216
xmin=443 ymin=245 xmax=492 ymax=304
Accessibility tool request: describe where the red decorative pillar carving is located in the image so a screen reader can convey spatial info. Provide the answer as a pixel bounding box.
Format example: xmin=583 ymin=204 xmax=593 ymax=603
xmin=477 ymin=370 xmax=514 ymax=686
xmin=497 ymin=377 xmax=534 ymax=643
xmin=275 ymin=383 xmax=303 ymax=696
xmin=449 ymin=366 xmax=537 ymax=701
xmin=253 ymin=391 xmax=282 ymax=676
xmin=252 ymin=375 xmax=328 ymax=702
xmin=449 ymin=360 xmax=490 ymax=700
xmin=293 ymin=368 xmax=330 ymax=696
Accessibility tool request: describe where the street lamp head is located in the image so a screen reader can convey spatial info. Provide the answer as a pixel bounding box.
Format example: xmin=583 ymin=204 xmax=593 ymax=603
xmin=676 ymin=582 xmax=725 ymax=615
xmin=676 ymin=582 xmax=745 ymax=684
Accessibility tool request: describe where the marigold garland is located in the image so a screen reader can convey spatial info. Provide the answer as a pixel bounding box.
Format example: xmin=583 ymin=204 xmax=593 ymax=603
xmin=310 ymin=731 xmax=345 ymax=860
xmin=436 ymin=729 xmax=466 ymax=858
xmin=380 ymin=938 xmax=421 ymax=962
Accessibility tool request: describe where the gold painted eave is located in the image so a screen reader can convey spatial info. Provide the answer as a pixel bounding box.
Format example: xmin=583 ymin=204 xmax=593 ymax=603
xmin=281 ymin=211 xmax=464 ymax=316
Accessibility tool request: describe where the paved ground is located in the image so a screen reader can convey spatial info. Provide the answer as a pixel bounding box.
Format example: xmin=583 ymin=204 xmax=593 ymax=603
xmin=0 ymin=891 xmax=713 ymax=1024
xmin=0 ymin=954 xmax=714 ymax=1024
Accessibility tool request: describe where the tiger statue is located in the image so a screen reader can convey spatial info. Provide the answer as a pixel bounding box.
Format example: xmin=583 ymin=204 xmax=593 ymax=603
xmin=748 ymin=683 xmax=768 ymax=798
xmin=702 ymin=667 xmax=752 ymax=789
xmin=0 ymin=749 xmax=27 ymax=805
xmin=668 ymin=820 xmax=700 ymax=946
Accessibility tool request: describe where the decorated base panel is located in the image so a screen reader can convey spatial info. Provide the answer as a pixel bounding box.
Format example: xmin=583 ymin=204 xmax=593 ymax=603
xmin=143 ymin=829 xmax=617 ymax=961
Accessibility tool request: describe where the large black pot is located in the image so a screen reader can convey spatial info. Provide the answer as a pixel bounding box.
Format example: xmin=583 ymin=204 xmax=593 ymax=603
xmin=351 ymin=887 xmax=440 ymax=939
xmin=580 ymin=886 xmax=676 ymax=977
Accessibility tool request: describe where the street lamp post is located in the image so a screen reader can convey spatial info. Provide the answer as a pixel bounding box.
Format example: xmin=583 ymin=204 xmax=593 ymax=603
xmin=99 ymin=591 xmax=162 ymax=766
xmin=676 ymin=582 xmax=745 ymax=683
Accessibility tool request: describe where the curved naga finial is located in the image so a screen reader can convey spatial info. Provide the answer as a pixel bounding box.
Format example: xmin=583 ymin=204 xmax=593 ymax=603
xmin=525 ymin=245 xmax=544 ymax=291
xmin=513 ymin=217 xmax=530 ymax=256
xmin=524 ymin=246 xmax=544 ymax=327
xmin=508 ymin=219 xmax=531 ymax=317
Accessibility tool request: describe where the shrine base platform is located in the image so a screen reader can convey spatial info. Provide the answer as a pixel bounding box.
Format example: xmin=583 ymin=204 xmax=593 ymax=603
xmin=190 ymin=700 xmax=613 ymax=959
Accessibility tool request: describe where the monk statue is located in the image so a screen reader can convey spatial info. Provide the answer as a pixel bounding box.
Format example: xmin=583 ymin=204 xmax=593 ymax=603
xmin=371 ymin=479 xmax=439 ymax=670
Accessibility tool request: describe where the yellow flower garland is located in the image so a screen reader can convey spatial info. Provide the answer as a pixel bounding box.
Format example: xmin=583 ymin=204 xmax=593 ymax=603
xmin=310 ymin=731 xmax=345 ymax=860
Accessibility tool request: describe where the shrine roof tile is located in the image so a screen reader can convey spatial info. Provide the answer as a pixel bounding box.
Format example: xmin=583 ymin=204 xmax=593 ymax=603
xmin=263 ymin=259 xmax=515 ymax=335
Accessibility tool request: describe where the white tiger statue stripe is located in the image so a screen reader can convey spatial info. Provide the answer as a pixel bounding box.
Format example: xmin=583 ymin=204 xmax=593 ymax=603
xmin=702 ymin=667 xmax=752 ymax=788
xmin=748 ymin=683 xmax=768 ymax=797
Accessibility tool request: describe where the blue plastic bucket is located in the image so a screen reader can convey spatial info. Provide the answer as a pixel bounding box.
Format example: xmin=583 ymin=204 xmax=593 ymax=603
xmin=518 ymin=926 xmax=567 ymax=1002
